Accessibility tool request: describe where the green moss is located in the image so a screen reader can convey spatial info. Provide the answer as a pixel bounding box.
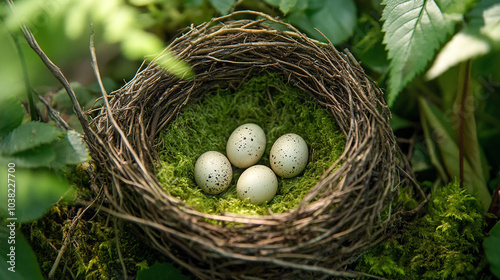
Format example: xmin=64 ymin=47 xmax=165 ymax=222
xmin=156 ymin=72 xmax=346 ymax=216
xmin=20 ymin=204 xmax=173 ymax=280
xmin=355 ymin=179 xmax=488 ymax=279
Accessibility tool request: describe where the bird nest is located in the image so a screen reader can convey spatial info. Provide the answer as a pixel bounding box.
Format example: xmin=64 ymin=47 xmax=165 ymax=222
xmin=85 ymin=11 xmax=423 ymax=279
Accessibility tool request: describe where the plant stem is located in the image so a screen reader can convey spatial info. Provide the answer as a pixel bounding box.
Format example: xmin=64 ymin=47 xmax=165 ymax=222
xmin=458 ymin=60 xmax=471 ymax=189
xmin=12 ymin=31 xmax=38 ymax=121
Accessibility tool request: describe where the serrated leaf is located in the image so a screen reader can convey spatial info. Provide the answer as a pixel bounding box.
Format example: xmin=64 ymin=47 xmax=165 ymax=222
xmin=427 ymin=0 xmax=500 ymax=79
xmin=382 ymin=0 xmax=456 ymax=106
xmin=2 ymin=144 xmax=56 ymax=168
xmin=0 ymin=97 xmax=24 ymax=139
xmin=136 ymin=262 xmax=190 ymax=280
xmin=0 ymin=168 xmax=70 ymax=222
xmin=0 ymin=122 xmax=63 ymax=156
xmin=484 ymin=222 xmax=500 ymax=277
xmin=418 ymin=97 xmax=491 ymax=208
xmin=208 ymin=0 xmax=236 ymax=15
xmin=288 ymin=0 xmax=357 ymax=45
xmin=52 ymin=130 xmax=89 ymax=166
xmin=0 ymin=227 xmax=44 ymax=280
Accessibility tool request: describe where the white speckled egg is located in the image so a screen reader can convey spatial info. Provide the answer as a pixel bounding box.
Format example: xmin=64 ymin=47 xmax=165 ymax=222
xmin=194 ymin=151 xmax=233 ymax=194
xmin=237 ymin=165 xmax=278 ymax=204
xmin=269 ymin=133 xmax=309 ymax=178
xmin=226 ymin=123 xmax=266 ymax=168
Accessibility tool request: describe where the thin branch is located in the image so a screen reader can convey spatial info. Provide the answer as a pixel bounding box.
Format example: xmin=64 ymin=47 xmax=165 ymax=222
xmin=34 ymin=89 xmax=71 ymax=131
xmin=114 ymin=219 xmax=128 ymax=279
xmin=48 ymin=208 xmax=82 ymax=279
xmin=48 ymin=192 xmax=101 ymax=279
xmin=89 ymin=28 xmax=152 ymax=179
xmin=5 ymin=0 xmax=90 ymax=135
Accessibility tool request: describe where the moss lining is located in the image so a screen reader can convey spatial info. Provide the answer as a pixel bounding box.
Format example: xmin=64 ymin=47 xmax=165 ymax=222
xmin=156 ymin=72 xmax=346 ymax=215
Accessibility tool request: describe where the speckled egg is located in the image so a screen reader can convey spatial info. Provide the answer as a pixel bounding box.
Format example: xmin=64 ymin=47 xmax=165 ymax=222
xmin=269 ymin=133 xmax=309 ymax=178
xmin=236 ymin=165 xmax=278 ymax=204
xmin=194 ymin=151 xmax=233 ymax=195
xmin=226 ymin=123 xmax=266 ymax=168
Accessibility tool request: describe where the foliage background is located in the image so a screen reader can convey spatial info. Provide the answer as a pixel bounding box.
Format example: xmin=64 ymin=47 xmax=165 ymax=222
xmin=0 ymin=0 xmax=499 ymax=279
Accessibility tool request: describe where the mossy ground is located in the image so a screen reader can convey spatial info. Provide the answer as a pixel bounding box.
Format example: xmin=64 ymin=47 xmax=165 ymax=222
xmin=156 ymin=72 xmax=346 ymax=215
xmin=19 ymin=168 xmax=187 ymax=280
xmin=355 ymin=179 xmax=490 ymax=279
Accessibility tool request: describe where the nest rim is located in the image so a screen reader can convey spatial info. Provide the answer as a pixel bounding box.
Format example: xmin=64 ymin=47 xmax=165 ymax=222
xmin=85 ymin=11 xmax=423 ymax=279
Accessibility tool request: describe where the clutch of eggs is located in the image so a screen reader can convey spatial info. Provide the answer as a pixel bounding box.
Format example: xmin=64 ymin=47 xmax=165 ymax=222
xmin=193 ymin=123 xmax=309 ymax=205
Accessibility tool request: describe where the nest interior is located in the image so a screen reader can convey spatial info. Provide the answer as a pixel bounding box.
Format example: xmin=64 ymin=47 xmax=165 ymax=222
xmin=85 ymin=11 xmax=422 ymax=279
xmin=155 ymin=72 xmax=347 ymax=216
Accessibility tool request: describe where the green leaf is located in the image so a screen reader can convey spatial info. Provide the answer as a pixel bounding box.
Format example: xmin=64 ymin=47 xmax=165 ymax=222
xmin=0 ymin=122 xmax=63 ymax=156
xmin=279 ymin=0 xmax=298 ymax=14
xmin=418 ymin=98 xmax=450 ymax=181
xmin=484 ymin=221 xmax=500 ymax=278
xmin=265 ymin=0 xmax=307 ymax=13
xmin=411 ymin=141 xmax=434 ymax=172
xmin=435 ymin=0 xmax=479 ymax=14
xmin=130 ymin=0 xmax=156 ymax=6
xmin=122 ymin=30 xmax=164 ymax=60
xmin=0 ymin=168 xmax=70 ymax=222
xmin=208 ymin=0 xmax=236 ymax=15
xmin=0 ymin=97 xmax=24 ymax=139
xmin=427 ymin=0 xmax=500 ymax=79
xmin=264 ymin=0 xmax=281 ymax=6
xmin=0 ymin=227 xmax=44 ymax=280
xmin=136 ymin=262 xmax=190 ymax=280
xmin=452 ymin=62 xmax=488 ymax=197
xmin=418 ymin=97 xmax=491 ymax=207
xmin=1 ymin=144 xmax=56 ymax=168
xmin=52 ymin=130 xmax=89 ymax=166
xmin=64 ymin=1 xmax=90 ymax=40
xmin=288 ymin=0 xmax=357 ymax=45
xmin=381 ymin=0 xmax=456 ymax=106
xmin=154 ymin=51 xmax=194 ymax=80
xmin=390 ymin=114 xmax=414 ymax=131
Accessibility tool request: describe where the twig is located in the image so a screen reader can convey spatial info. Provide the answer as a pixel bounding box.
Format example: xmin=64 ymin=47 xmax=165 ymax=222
xmin=114 ymin=219 xmax=128 ymax=279
xmin=48 ymin=208 xmax=82 ymax=279
xmin=48 ymin=193 xmax=101 ymax=279
xmin=89 ymin=28 xmax=152 ymax=179
xmin=34 ymin=89 xmax=71 ymax=131
xmin=4 ymin=0 xmax=90 ymax=135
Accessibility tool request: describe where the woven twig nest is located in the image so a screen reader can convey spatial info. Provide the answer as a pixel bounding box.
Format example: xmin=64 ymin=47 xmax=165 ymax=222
xmin=85 ymin=11 xmax=421 ymax=279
